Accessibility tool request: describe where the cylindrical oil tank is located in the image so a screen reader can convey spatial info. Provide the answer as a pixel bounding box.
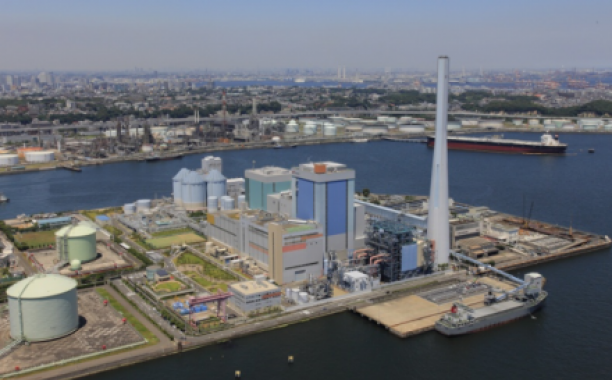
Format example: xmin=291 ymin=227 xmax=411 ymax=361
xmin=478 ymin=120 xmax=504 ymax=129
xmin=173 ymin=168 xmax=189 ymax=206
xmin=285 ymin=288 xmax=293 ymax=299
xmin=272 ymin=136 xmax=281 ymax=143
xmin=303 ymin=123 xmax=317 ymax=136
xmin=25 ymin=151 xmax=55 ymax=162
xmin=207 ymin=196 xmax=218 ymax=213
xmin=55 ymin=222 xmax=98 ymax=263
xmin=323 ymin=123 xmax=337 ymax=136
xmin=0 ymin=154 xmax=19 ymax=166
xmin=528 ymin=119 xmax=540 ymax=126
xmin=399 ymin=125 xmax=425 ymax=133
xmin=238 ymin=195 xmax=246 ymax=208
xmin=220 ymin=196 xmax=235 ymax=210
xmin=512 ymin=119 xmax=524 ymax=126
xmin=285 ymin=120 xmax=299 ymax=133
xmin=123 ymin=203 xmax=136 ymax=215
xmin=181 ymin=171 xmax=206 ymax=210
xmin=363 ymin=125 xmax=388 ymax=135
xmin=447 ymin=121 xmax=461 ymax=130
xmin=136 ymin=199 xmax=152 ymax=212
xmin=604 ymin=124 xmax=612 ymax=130
xmin=205 ymin=241 xmax=214 ymax=254
xmin=141 ymin=145 xmax=153 ymax=153
xmin=204 ymin=169 xmax=226 ymax=199
xmin=298 ymin=292 xmax=309 ymax=304
xmin=8 ymin=274 xmax=78 ymax=342
xmin=582 ymin=124 xmax=599 ymax=131
xmin=291 ymin=288 xmax=300 ymax=302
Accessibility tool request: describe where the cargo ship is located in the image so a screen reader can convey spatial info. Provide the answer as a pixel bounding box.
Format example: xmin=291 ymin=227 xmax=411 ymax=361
xmin=435 ymin=273 xmax=547 ymax=336
xmin=427 ymin=133 xmax=567 ymax=154
xmin=145 ymin=154 xmax=183 ymax=162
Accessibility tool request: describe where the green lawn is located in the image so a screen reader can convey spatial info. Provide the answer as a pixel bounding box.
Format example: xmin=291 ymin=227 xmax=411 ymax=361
xmin=14 ymin=230 xmax=57 ymax=247
xmin=146 ymin=232 xmax=205 ymax=248
xmin=154 ymin=281 xmax=184 ymax=293
xmin=177 ymin=253 xmax=237 ymax=281
xmin=95 ymin=288 xmax=159 ymax=344
xmin=185 ymin=271 xmax=229 ymax=293
xmin=151 ymin=228 xmax=195 ymax=237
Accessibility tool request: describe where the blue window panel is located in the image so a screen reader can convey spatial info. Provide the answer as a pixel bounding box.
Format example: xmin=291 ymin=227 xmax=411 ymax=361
xmin=327 ymin=180 xmax=347 ymax=236
xmin=401 ymin=243 xmax=418 ymax=271
xmin=262 ymin=182 xmax=274 ymax=210
xmin=297 ymin=179 xmax=314 ymax=220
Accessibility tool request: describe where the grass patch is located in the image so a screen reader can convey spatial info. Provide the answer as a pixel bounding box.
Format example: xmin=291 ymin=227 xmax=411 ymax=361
xmin=151 ymin=228 xmax=195 ymax=237
xmin=153 ymin=281 xmax=185 ymax=293
xmin=14 ymin=230 xmax=57 ymax=247
xmin=82 ymin=207 xmax=121 ymax=222
xmin=146 ymin=232 xmax=205 ymax=249
xmin=177 ymin=253 xmax=237 ymax=281
xmin=95 ymin=288 xmax=159 ymax=344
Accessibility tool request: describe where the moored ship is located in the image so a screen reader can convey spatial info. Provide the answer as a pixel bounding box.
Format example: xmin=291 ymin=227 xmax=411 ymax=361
xmin=435 ymin=273 xmax=547 ymax=336
xmin=427 ymin=133 xmax=567 ymax=154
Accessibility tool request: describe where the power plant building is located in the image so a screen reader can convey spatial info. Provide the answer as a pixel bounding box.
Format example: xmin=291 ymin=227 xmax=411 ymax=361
xmin=8 ymin=274 xmax=79 ymax=342
xmin=292 ymin=162 xmax=355 ymax=253
xmin=229 ymin=277 xmax=281 ymax=314
xmin=202 ymin=156 xmax=222 ymax=173
xmin=245 ymin=166 xmax=292 ymax=211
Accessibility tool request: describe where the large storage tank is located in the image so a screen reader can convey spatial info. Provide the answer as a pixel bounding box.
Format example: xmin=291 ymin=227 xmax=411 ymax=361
xmin=363 ymin=125 xmax=389 ymax=135
xmin=123 ymin=203 xmax=136 ymax=215
xmin=399 ymin=125 xmax=425 ymax=133
xmin=181 ymin=171 xmax=207 ymax=210
xmin=303 ymin=122 xmax=317 ymax=136
xmin=528 ymin=119 xmax=540 ymax=126
xmin=238 ymin=194 xmax=246 ymax=209
xmin=323 ymin=122 xmax=337 ymax=136
xmin=8 ymin=274 xmax=78 ymax=342
xmin=56 ymin=222 xmax=98 ymax=263
xmin=207 ymin=196 xmax=218 ymax=213
xmin=25 ymin=151 xmax=55 ymax=162
xmin=604 ymin=124 xmax=612 ymax=131
xmin=478 ymin=120 xmax=504 ymax=129
xmin=0 ymin=154 xmax=19 ymax=166
xmin=204 ymin=169 xmax=226 ymax=199
xmin=285 ymin=119 xmax=299 ymax=133
xmin=136 ymin=199 xmax=152 ymax=212
xmin=447 ymin=121 xmax=462 ymax=130
xmin=173 ymin=168 xmax=189 ymax=206
xmin=220 ymin=196 xmax=235 ymax=210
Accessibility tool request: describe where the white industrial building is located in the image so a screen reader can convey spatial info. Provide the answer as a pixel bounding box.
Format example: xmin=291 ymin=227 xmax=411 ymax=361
xmin=229 ymin=276 xmax=281 ymax=314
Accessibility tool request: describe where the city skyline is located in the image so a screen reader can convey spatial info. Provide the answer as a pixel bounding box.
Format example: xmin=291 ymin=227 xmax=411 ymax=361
xmin=2 ymin=0 xmax=612 ymax=71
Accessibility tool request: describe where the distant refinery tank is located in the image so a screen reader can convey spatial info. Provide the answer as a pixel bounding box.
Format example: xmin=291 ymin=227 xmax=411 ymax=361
xmin=181 ymin=171 xmax=207 ymax=210
xmin=123 ymin=203 xmax=136 ymax=215
xmin=399 ymin=125 xmax=425 ymax=133
xmin=303 ymin=122 xmax=317 ymax=136
xmin=141 ymin=145 xmax=153 ymax=153
xmin=323 ymin=122 xmax=337 ymax=136
xmin=447 ymin=121 xmax=461 ymax=130
xmin=25 ymin=151 xmax=54 ymax=162
xmin=136 ymin=199 xmax=152 ymax=212
xmin=363 ymin=125 xmax=389 ymax=135
xmin=512 ymin=119 xmax=524 ymax=126
xmin=478 ymin=120 xmax=504 ymax=129
xmin=0 ymin=154 xmax=19 ymax=166
xmin=56 ymin=222 xmax=98 ymax=263
xmin=345 ymin=125 xmax=364 ymax=133
xmin=285 ymin=119 xmax=299 ymax=133
xmin=173 ymin=168 xmax=189 ymax=206
xmin=528 ymin=119 xmax=540 ymax=126
xmin=238 ymin=194 xmax=246 ymax=209
xmin=8 ymin=274 xmax=78 ymax=342
xmin=205 ymin=169 xmax=227 ymax=199
xmin=207 ymin=196 xmax=218 ymax=213
xmin=201 ymin=156 xmax=222 ymax=173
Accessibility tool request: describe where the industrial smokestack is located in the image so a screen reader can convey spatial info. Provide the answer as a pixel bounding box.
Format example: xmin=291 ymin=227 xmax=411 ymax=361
xmin=427 ymin=56 xmax=450 ymax=266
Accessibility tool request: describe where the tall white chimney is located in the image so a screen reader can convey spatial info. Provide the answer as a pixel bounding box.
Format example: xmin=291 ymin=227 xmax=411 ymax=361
xmin=427 ymin=56 xmax=450 ymax=266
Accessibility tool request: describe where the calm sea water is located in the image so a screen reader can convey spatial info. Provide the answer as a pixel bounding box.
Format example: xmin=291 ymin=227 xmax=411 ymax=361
xmin=1 ymin=133 xmax=611 ymax=379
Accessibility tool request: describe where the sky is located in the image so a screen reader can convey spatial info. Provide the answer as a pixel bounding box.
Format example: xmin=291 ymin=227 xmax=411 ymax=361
xmin=2 ymin=0 xmax=612 ymax=72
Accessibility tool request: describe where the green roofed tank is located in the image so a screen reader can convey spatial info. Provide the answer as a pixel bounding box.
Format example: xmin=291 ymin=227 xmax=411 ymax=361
xmin=55 ymin=222 xmax=97 ymax=263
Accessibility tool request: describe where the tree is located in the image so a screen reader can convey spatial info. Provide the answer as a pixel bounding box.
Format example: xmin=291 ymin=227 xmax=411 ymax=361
xmin=362 ymin=188 xmax=371 ymax=198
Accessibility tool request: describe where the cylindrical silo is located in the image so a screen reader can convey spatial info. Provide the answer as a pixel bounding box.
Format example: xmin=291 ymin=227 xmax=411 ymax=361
xmin=0 ymin=154 xmax=19 ymax=166
xmin=204 ymin=169 xmax=226 ymax=199
xmin=207 ymin=196 xmax=218 ymax=213
xmin=303 ymin=123 xmax=317 ymax=136
xmin=55 ymin=222 xmax=98 ymax=263
xmin=323 ymin=123 xmax=337 ymax=136
xmin=123 ymin=203 xmax=136 ymax=215
xmin=220 ymin=196 xmax=235 ymax=210
xmin=172 ymin=168 xmax=189 ymax=206
xmin=136 ymin=199 xmax=152 ymax=212
xmin=181 ymin=171 xmax=206 ymax=210
xmin=8 ymin=274 xmax=78 ymax=342
xmin=238 ymin=195 xmax=246 ymax=209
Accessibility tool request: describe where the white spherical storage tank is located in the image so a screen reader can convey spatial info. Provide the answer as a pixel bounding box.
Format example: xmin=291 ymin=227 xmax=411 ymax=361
xmin=285 ymin=120 xmax=299 ymax=133
xmin=0 ymin=154 xmax=19 ymax=166
xmin=25 ymin=151 xmax=55 ymax=163
xmin=8 ymin=274 xmax=78 ymax=342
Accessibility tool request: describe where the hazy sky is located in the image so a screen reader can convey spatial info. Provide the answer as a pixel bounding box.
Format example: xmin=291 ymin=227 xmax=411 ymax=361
xmin=2 ymin=0 xmax=612 ymax=71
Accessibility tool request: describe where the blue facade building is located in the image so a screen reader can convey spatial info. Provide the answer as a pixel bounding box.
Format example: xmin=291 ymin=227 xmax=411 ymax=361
xmin=292 ymin=162 xmax=355 ymax=253
xmin=245 ymin=166 xmax=292 ymax=211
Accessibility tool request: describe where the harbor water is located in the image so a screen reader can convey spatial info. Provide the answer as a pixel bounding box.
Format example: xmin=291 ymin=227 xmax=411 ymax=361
xmin=0 ymin=132 xmax=611 ymax=379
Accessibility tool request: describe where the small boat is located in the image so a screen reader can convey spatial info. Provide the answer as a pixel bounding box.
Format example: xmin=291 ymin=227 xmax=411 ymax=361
xmin=588 ymin=148 xmax=595 ymax=153
xmin=0 ymin=192 xmax=9 ymax=203
xmin=273 ymin=144 xmax=283 ymax=149
xmin=291 ymin=144 xmax=298 ymax=148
